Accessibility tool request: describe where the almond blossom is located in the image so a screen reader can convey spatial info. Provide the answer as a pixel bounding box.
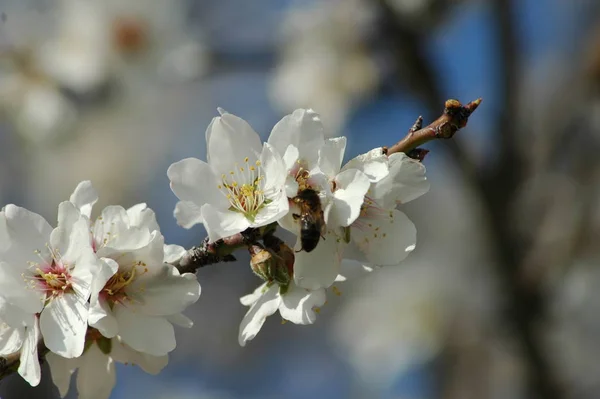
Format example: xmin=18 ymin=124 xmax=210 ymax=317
xmin=47 ymin=329 xmax=168 ymax=399
xmin=0 ymin=202 xmax=99 ymax=359
xmin=68 ymin=181 xmax=200 ymax=356
xmin=168 ymin=109 xmax=288 ymax=242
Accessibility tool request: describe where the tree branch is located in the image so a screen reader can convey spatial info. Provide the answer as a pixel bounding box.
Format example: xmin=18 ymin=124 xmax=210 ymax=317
xmin=384 ymin=98 xmax=482 ymax=156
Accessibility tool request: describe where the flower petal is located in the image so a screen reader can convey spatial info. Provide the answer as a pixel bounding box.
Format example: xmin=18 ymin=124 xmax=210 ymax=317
xmin=206 ymin=112 xmax=263 ymax=176
xmin=293 ymin=231 xmax=344 ymax=290
xmin=350 ymin=209 xmax=416 ymax=266
xmin=201 ymin=204 xmax=250 ymax=242
xmin=77 ymin=343 xmax=115 ymax=399
xmin=338 ymin=259 xmax=375 ymax=280
xmin=40 ymin=294 xmax=88 ymax=358
xmin=173 ymin=201 xmax=204 ymax=229
xmin=268 ymin=109 xmax=324 ymax=166
xmin=88 ymin=299 xmax=118 ymax=339
xmin=342 ymin=147 xmax=389 ymax=183
xmin=318 ymin=137 xmax=347 ymax=177
xmin=46 ymin=352 xmax=76 ymax=396
xmin=238 ymin=284 xmax=280 ymax=346
xmin=167 ymin=158 xmax=227 ymax=214
xmin=163 ymin=244 xmax=186 ymax=264
xmin=93 ymin=206 xmax=152 ymax=255
xmin=111 ymin=339 xmax=168 ymax=375
xmin=260 ymin=142 xmax=287 ymax=193
xmin=371 ymin=152 xmax=430 ymax=207
xmin=0 ymin=321 xmax=24 ymax=355
xmin=69 ymin=180 xmax=98 ymax=218
xmin=127 ymin=203 xmax=160 ymax=233
xmin=251 ymin=192 xmax=289 ymax=228
xmin=18 ymin=320 xmax=41 ymax=387
xmin=114 ymin=307 xmax=176 ymax=356
xmin=0 ymin=261 xmax=44 ymax=314
xmin=240 ymin=283 xmax=268 ymax=307
xmin=279 ymin=284 xmax=326 ymax=325
xmin=325 ymin=169 xmax=370 ymax=228
xmin=0 ymin=205 xmax=53 ymax=267
xmin=166 ymin=313 xmax=193 ymax=328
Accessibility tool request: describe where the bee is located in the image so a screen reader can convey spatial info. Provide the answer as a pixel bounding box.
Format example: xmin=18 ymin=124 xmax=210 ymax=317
xmin=292 ymin=188 xmax=325 ymax=252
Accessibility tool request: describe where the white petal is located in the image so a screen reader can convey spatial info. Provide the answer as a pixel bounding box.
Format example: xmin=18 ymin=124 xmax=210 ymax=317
xmin=46 ymin=352 xmax=76 ymax=397
xmin=56 ymin=201 xmax=84 ymax=237
xmin=114 ymin=307 xmax=176 ymax=356
xmin=69 ymin=250 xmax=98 ymax=302
xmin=173 ymin=201 xmax=204 ymax=229
xmin=0 ymin=298 xmax=35 ymax=329
xmin=167 ymin=158 xmax=228 ymax=213
xmin=338 ymin=259 xmax=375 ymax=280
xmin=53 ymin=212 xmax=93 ymax=265
xmin=205 ymin=112 xmax=263 ymax=176
xmin=282 ymin=145 xmax=300 ymax=171
xmin=40 ymin=294 xmax=88 ymax=358
xmin=163 ymin=244 xmax=186 ymax=264
xmin=76 ymin=343 xmax=115 ymax=399
xmin=350 ymin=209 xmax=416 ymax=266
xmin=91 ymin=258 xmax=119 ymax=298
xmin=240 ymin=283 xmax=269 ymax=307
xmin=69 ymin=180 xmax=98 ymax=218
xmin=260 ymin=142 xmax=287 ymax=193
xmin=293 ymin=231 xmax=344 ymax=290
xmin=166 ymin=313 xmax=193 ymax=328
xmin=93 ymin=206 xmax=151 ymax=254
xmin=201 ymin=204 xmax=250 ymax=242
xmin=0 ymin=261 xmax=44 ymax=314
xmin=1 ymin=205 xmax=53 ymax=267
xmin=318 ymin=137 xmax=347 ymax=177
xmin=250 ymin=192 xmax=289 ymax=228
xmin=0 ymin=320 xmax=24 ymax=355
xmin=279 ymin=284 xmax=326 ymax=325
xmin=126 ymin=203 xmax=160 ymax=233
xmin=129 ymin=265 xmax=200 ymax=316
xmin=111 ymin=339 xmax=168 ymax=375
xmin=284 ymin=175 xmax=299 ymax=198
xmin=268 ymin=109 xmax=325 ymax=166
xmin=325 ymin=169 xmax=370 ymax=228
xmin=342 ymin=147 xmax=389 ymax=183
xmin=18 ymin=320 xmax=41 ymax=387
xmin=371 ymin=152 xmax=430 ymax=207
xmin=107 ymin=232 xmax=165 ymax=280
xmin=88 ymin=299 xmax=118 ymax=339
xmin=238 ymin=284 xmax=280 ymax=346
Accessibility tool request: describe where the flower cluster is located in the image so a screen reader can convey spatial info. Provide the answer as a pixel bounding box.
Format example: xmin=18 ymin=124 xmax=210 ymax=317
xmin=0 ymin=106 xmax=429 ymax=397
xmin=0 ymin=181 xmax=201 ymax=397
xmin=168 ymin=108 xmax=429 ymax=346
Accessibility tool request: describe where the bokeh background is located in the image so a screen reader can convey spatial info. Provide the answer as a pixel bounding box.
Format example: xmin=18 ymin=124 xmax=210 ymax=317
xmin=0 ymin=0 xmax=599 ymax=398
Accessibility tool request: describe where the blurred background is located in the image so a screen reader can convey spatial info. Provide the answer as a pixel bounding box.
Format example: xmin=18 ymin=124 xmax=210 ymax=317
xmin=0 ymin=0 xmax=598 ymax=398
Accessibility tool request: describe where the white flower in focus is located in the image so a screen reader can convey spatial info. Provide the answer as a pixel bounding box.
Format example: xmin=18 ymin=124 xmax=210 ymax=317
xmin=0 ymin=298 xmax=41 ymax=386
xmin=343 ymin=151 xmax=429 ymax=266
xmin=0 ymin=203 xmax=98 ymax=358
xmin=69 ymin=181 xmax=201 ymax=356
xmin=168 ymin=109 xmax=288 ymax=242
xmin=238 ymin=281 xmax=326 ymax=347
xmin=267 ymin=109 xmax=377 ymax=289
xmin=47 ymin=331 xmax=168 ymax=399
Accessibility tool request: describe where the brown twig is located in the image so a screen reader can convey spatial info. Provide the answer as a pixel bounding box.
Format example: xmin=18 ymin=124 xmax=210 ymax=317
xmin=383 ymin=98 xmax=482 ymax=156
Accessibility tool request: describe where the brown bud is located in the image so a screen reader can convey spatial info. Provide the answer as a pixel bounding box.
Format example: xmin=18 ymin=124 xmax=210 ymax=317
xmin=249 ymin=244 xmax=291 ymax=286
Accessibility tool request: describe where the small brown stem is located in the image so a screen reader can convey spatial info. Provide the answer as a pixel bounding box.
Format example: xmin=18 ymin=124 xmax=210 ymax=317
xmin=384 ymin=98 xmax=482 ymax=156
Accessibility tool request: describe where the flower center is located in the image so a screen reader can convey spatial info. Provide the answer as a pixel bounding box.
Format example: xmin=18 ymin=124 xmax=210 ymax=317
xmin=218 ymin=157 xmax=267 ymax=222
xmin=25 ymin=248 xmax=74 ymax=300
xmin=100 ymin=261 xmax=148 ymax=306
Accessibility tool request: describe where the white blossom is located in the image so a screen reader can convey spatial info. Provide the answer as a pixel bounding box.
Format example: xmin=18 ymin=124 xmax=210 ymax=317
xmin=168 ymin=109 xmax=289 ymax=242
xmin=0 ymin=203 xmax=98 ymax=359
xmin=267 ymin=109 xmax=377 ymax=289
xmin=343 ymin=151 xmax=429 ymax=266
xmin=47 ymin=332 xmax=168 ymax=399
xmin=238 ymin=281 xmax=326 ymax=347
xmin=69 ymin=181 xmax=200 ymax=356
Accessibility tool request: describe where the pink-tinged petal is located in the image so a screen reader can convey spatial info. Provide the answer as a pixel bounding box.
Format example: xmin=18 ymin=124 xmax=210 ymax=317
xmin=201 ymin=204 xmax=250 ymax=242
xmin=1 ymin=205 xmax=53 ymax=266
xmin=173 ymin=201 xmax=204 ymax=229
xmin=129 ymin=265 xmax=200 ymax=316
xmin=279 ymin=284 xmax=326 ymax=325
xmin=238 ymin=284 xmax=280 ymax=347
xmin=114 ymin=307 xmax=176 ymax=356
xmin=69 ymin=180 xmax=98 ymax=218
xmin=88 ymin=299 xmax=118 ymax=339
xmin=0 ymin=261 xmax=44 ymax=314
xmin=167 ymin=158 xmax=227 ymax=211
xmin=268 ymin=109 xmax=325 ymax=166
xmin=325 ymin=169 xmax=370 ymax=228
xmin=46 ymin=352 xmax=76 ymax=396
xmin=342 ymin=147 xmax=389 ymax=183
xmin=240 ymin=283 xmax=268 ymax=306
xmin=163 ymin=244 xmax=186 ymax=264
xmin=18 ymin=320 xmax=41 ymax=387
xmin=350 ymin=209 xmax=416 ymax=266
xmin=205 ymin=112 xmax=263 ymax=176
xmin=76 ymin=343 xmax=115 ymax=399
xmin=318 ymin=137 xmax=347 ymax=177
xmin=293 ymin=231 xmax=344 ymax=290
xmin=40 ymin=294 xmax=88 ymax=358
xmin=127 ymin=203 xmax=160 ymax=233
xmin=371 ymin=152 xmax=430 ymax=207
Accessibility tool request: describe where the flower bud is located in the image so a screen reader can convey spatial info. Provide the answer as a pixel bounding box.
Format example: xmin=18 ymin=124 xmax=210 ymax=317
xmin=249 ymin=244 xmax=291 ymax=286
